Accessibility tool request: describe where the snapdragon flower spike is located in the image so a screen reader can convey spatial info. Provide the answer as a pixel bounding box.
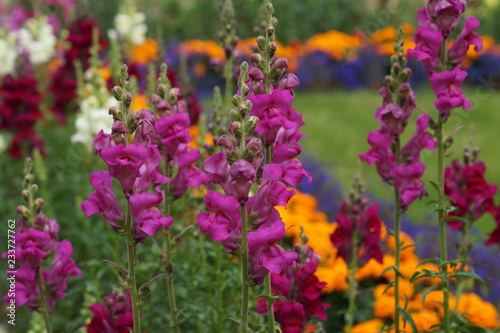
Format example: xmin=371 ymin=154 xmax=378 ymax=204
xmin=330 ymin=194 xmax=384 ymax=266
xmin=149 ymin=65 xmax=207 ymax=199
xmin=361 ymin=30 xmax=436 ymax=209
xmin=256 ymin=245 xmax=330 ymax=332
xmin=84 ymin=290 xmax=135 ymax=333
xmin=3 ymin=159 xmax=81 ymax=313
xmin=444 ymin=147 xmax=497 ymax=229
xmin=410 ymin=0 xmax=482 ymax=120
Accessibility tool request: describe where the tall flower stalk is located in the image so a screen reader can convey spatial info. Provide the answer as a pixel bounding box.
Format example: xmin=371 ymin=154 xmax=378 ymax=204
xmin=198 ymin=3 xmax=309 ymax=332
xmin=408 ymin=2 xmax=483 ymax=331
xmin=81 ymin=65 xmax=175 ymax=333
xmin=330 ymin=177 xmax=384 ymax=332
xmin=2 ymin=158 xmax=81 ymax=333
xmin=360 ymin=28 xmax=437 ymax=332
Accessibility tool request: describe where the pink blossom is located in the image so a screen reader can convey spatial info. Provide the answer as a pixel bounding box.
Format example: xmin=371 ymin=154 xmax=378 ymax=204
xmin=100 ymin=144 xmax=148 ymax=196
xmin=448 ymin=16 xmax=483 ymax=67
xmin=130 ymin=190 xmax=173 ymax=242
xmin=247 ymin=221 xmax=297 ymax=284
xmin=429 ymin=67 xmax=472 ymax=118
xmin=197 ymin=191 xmax=242 ymax=254
xmin=80 ymin=171 xmax=123 ymax=229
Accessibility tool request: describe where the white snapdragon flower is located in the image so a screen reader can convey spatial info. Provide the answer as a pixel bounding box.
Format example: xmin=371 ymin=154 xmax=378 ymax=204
xmin=71 ymin=95 xmax=116 ymax=151
xmin=108 ymin=12 xmax=147 ymax=45
xmin=0 ymin=35 xmax=17 ymax=76
xmin=0 ymin=133 xmax=8 ymax=156
xmin=18 ymin=16 xmax=56 ymax=65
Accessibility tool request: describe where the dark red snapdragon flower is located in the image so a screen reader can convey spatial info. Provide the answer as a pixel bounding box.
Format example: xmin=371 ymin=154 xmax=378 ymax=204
xmin=0 ymin=73 xmax=45 ymax=159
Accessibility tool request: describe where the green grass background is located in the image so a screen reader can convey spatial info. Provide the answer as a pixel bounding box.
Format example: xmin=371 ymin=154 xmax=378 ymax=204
xmin=295 ymin=86 xmax=500 ymax=232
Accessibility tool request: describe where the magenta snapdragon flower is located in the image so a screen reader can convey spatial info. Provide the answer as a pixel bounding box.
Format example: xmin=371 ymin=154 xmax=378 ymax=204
xmin=130 ymin=189 xmax=174 ymax=242
xmin=197 ymin=190 xmax=242 ymax=254
xmin=429 ymin=67 xmax=472 ymax=118
xmin=80 ymin=171 xmax=124 ymax=229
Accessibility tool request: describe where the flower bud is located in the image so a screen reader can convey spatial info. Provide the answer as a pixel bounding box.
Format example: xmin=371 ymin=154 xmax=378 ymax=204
xmin=123 ymin=92 xmax=133 ymax=107
xmin=272 ymin=57 xmax=288 ymax=69
xmin=232 ymin=94 xmax=243 ymax=107
xmin=149 ymin=94 xmax=161 ymax=106
xmin=112 ymin=86 xmax=124 ymax=101
xmin=21 ymin=189 xmax=29 ymax=201
xmin=169 ymin=88 xmax=182 ymax=101
xmin=16 ymin=205 xmax=29 ymax=215
xmin=229 ymin=109 xmax=242 ymax=122
xmin=250 ymin=53 xmax=263 ymax=65
xmin=34 ymin=198 xmax=45 ymax=213
xmin=256 ymin=36 xmax=266 ymax=50
xmin=157 ymin=100 xmax=171 ymax=114
xmin=108 ymin=106 xmax=118 ymax=115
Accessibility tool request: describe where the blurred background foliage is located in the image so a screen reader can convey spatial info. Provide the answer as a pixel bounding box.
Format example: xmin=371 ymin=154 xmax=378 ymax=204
xmin=88 ymin=0 xmax=500 ymax=43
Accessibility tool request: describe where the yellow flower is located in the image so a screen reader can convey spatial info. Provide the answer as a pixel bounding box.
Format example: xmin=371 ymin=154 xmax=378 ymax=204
xmin=350 ymin=319 xmax=384 ymax=333
xmin=457 ymin=293 xmax=499 ymax=328
xmin=131 ymin=38 xmax=158 ymax=65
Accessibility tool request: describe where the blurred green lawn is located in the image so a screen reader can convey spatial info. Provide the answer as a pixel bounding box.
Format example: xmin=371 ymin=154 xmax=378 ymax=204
xmin=295 ymin=87 xmax=500 ymax=231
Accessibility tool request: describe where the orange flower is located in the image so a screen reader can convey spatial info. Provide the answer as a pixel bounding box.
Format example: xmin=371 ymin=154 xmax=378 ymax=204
xmin=373 ymin=294 xmax=396 ymax=319
xmin=457 ymin=293 xmax=499 ymax=328
xmin=131 ymin=38 xmax=159 ymax=65
xmin=95 ymin=66 xmax=112 ymax=81
xmin=411 ymin=309 xmax=441 ymax=332
xmin=180 ymin=39 xmax=225 ymax=60
xmin=351 ymin=319 xmax=385 ymax=333
xmin=130 ymin=95 xmax=148 ymax=112
xmin=315 ymin=257 xmax=348 ymax=293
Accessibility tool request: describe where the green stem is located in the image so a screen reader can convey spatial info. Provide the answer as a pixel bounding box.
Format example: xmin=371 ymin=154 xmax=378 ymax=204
xmin=216 ymin=245 xmax=224 ymax=332
xmin=345 ymin=234 xmax=359 ymax=332
xmin=456 ymin=221 xmax=471 ymax=306
xmin=393 ymin=189 xmax=401 ymax=333
xmin=163 ymin=161 xmax=181 ymax=333
xmin=224 ymin=57 xmax=234 ymax=112
xmin=437 ymin=115 xmax=450 ymax=333
xmin=165 ymin=231 xmax=181 ymax=333
xmin=35 ymin=268 xmax=52 ymax=333
xmin=264 ymin=274 xmax=276 ymax=333
xmin=125 ymin=200 xmax=141 ymax=333
xmin=240 ymin=204 xmax=250 ymax=333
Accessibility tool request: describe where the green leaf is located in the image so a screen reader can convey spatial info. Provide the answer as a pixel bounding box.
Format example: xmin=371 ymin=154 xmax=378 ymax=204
xmin=460 ymin=324 xmax=487 ymax=333
xmin=401 ymin=244 xmax=415 ymax=251
xmin=382 ymin=281 xmax=395 ymax=295
xmin=450 ymin=271 xmax=485 ymax=284
xmin=416 ymin=257 xmax=440 ymax=268
xmin=429 ymin=180 xmax=440 ymax=191
xmin=379 ymin=265 xmax=404 ymax=278
xmin=400 ymin=308 xmax=418 ymax=333
xmin=443 ymin=216 xmax=471 ymax=225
